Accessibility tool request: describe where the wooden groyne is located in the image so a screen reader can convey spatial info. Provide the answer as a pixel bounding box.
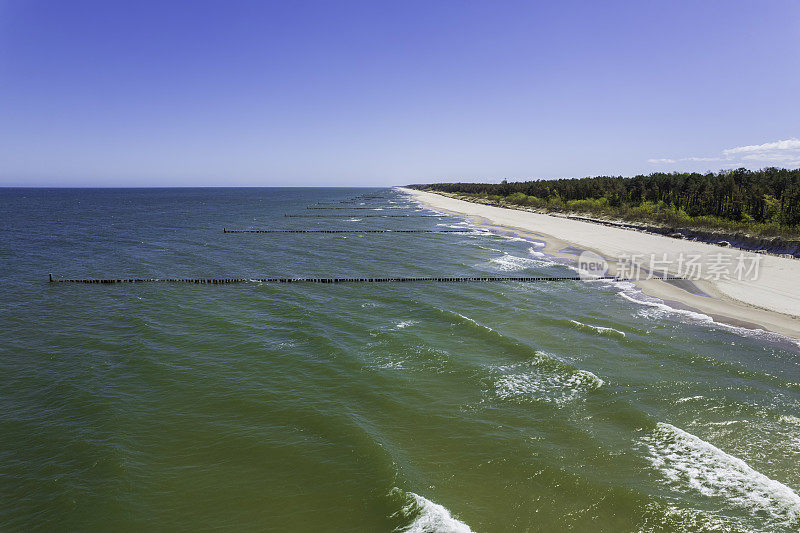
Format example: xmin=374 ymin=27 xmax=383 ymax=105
xmin=313 ymin=198 xmax=376 ymax=205
xmin=223 ymin=229 xmax=469 ymax=233
xmin=49 ymin=275 xmax=683 ymax=284
xmin=284 ymin=214 xmax=443 ymax=218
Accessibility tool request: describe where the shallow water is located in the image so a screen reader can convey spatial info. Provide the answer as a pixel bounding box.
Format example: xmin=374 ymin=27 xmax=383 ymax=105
xmin=1 ymin=187 xmax=798 ymax=531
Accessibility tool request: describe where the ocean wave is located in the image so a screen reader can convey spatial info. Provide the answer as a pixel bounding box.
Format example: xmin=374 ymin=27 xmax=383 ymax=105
xmin=526 ymin=246 xmax=561 ymax=266
xmin=706 ymin=420 xmax=740 ymax=427
xmin=675 ymin=395 xmax=704 ymax=404
xmin=392 ymin=489 xmax=473 ymax=533
xmin=437 ymin=223 xmax=473 ymax=230
xmin=445 ymin=312 xmax=600 ymax=396
xmin=640 ymin=422 xmax=800 ymax=530
xmin=619 ymin=290 xmax=716 ymax=323
xmin=376 ymin=360 xmax=405 ymax=370
xmin=780 ymin=414 xmax=800 ymax=426
xmin=639 ymin=501 xmax=743 ymax=532
xmin=493 ymin=361 xmax=604 ymax=405
xmin=613 ymin=282 xmax=800 ymax=349
xmin=487 ymin=252 xmax=553 ymax=272
xmin=453 ymin=312 xmax=492 ymax=331
xmin=569 ymin=319 xmax=626 ymax=339
xmin=364 ymin=341 xmax=450 ymax=374
xmin=395 ymin=320 xmax=418 ymax=330
xmin=445 ymin=311 xmax=558 ymax=362
xmin=495 ymin=235 xmax=532 ymax=244
xmin=347 ymin=218 xmax=362 ymax=222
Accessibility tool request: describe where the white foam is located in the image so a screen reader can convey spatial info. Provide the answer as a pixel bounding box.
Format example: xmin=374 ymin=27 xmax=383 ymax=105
xmin=494 ymin=363 xmax=604 ymax=405
xmin=675 ymin=395 xmax=704 ymax=404
xmin=488 ymin=253 xmax=553 ymax=272
xmin=618 ymin=290 xmax=715 ymax=323
xmin=569 ymin=320 xmax=626 ymax=339
xmin=394 ymin=490 xmax=473 ymax=533
xmin=641 ymin=502 xmax=739 ymax=531
xmin=614 ymin=282 xmax=800 ymax=349
xmin=395 ymin=320 xmax=418 ymax=329
xmin=482 ymin=228 xmax=542 ymax=244
xmin=498 ymin=235 xmax=531 ymax=243
xmin=347 ymin=218 xmax=362 ymax=222
xmin=780 ymin=415 xmax=800 ymax=426
xmin=454 ymin=312 xmax=498 ymax=334
xmin=526 ymin=245 xmax=561 ymax=266
xmin=706 ymin=420 xmax=740 ymax=427
xmin=376 ymin=360 xmax=405 ymax=370
xmin=641 ymin=422 xmax=800 ymax=530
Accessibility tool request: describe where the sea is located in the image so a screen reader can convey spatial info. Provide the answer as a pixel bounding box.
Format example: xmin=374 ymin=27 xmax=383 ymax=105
xmin=1 ymin=187 xmax=799 ymax=532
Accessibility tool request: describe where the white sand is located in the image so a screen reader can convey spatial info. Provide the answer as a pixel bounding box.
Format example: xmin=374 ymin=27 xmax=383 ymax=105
xmin=400 ymin=187 xmax=800 ymax=340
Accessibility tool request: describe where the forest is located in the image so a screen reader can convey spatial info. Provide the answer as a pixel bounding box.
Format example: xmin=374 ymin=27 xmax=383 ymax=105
xmin=410 ymin=168 xmax=800 ymax=237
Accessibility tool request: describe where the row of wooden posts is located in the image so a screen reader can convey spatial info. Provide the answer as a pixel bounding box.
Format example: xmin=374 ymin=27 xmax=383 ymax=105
xmin=49 ymin=193 xmax=545 ymax=284
xmin=51 ymin=275 xmax=673 ymax=284
xmin=283 ymin=214 xmax=442 ymax=217
xmin=222 ymin=229 xmax=468 ymax=233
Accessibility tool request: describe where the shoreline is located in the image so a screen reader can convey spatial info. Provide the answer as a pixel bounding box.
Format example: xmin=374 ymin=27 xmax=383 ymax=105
xmin=399 ymin=187 xmax=800 ymax=341
xmin=422 ymin=192 xmax=800 ymax=259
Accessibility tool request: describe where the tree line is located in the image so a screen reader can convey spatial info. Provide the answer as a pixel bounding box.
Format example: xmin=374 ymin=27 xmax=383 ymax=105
xmin=410 ymin=167 xmax=800 ymax=230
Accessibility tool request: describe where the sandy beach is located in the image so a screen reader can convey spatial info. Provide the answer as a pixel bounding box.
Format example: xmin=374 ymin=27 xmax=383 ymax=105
xmin=400 ymin=187 xmax=800 ymax=340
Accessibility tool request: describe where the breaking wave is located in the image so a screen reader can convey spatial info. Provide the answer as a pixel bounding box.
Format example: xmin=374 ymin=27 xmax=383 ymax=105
xmin=612 ymin=281 xmax=800 ymax=349
xmin=569 ymin=319 xmax=626 ymax=339
xmin=492 ymin=360 xmax=604 ymax=405
xmin=641 ymin=422 xmax=800 ymax=531
xmin=487 ymin=252 xmax=555 ymax=272
xmin=425 ymin=309 xmax=604 ymax=405
xmin=391 ymin=489 xmax=473 ymax=533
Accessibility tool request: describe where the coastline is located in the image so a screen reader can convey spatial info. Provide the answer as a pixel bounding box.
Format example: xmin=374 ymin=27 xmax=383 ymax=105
xmin=399 ymin=187 xmax=800 ymax=341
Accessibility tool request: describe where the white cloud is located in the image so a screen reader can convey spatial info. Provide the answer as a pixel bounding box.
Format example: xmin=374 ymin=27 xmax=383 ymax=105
xmin=648 ymin=138 xmax=800 ymax=168
xmin=680 ymin=156 xmax=722 ymax=162
xmin=722 ymin=138 xmax=800 ymax=155
xmin=742 ymin=153 xmax=800 ymax=163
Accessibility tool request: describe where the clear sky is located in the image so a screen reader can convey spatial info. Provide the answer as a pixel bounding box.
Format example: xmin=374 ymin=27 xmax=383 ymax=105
xmin=1 ymin=0 xmax=799 ymax=186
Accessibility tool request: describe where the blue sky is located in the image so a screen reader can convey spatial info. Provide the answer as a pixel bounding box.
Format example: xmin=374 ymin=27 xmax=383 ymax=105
xmin=1 ymin=0 xmax=799 ymax=186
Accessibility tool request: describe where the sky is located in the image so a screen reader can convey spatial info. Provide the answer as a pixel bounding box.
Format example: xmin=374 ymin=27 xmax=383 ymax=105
xmin=0 ymin=0 xmax=799 ymax=187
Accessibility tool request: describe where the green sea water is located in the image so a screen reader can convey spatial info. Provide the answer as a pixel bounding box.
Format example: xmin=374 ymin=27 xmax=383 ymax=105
xmin=1 ymin=187 xmax=799 ymax=532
